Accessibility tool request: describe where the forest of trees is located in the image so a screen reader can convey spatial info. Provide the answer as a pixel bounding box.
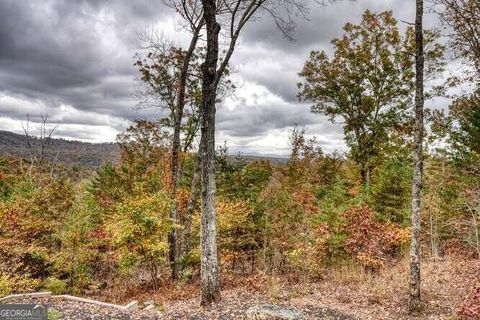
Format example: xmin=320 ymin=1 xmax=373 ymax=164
xmin=0 ymin=0 xmax=479 ymax=319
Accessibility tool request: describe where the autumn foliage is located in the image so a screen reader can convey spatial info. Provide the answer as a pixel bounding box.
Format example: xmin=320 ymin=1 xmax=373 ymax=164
xmin=340 ymin=204 xmax=409 ymax=269
xmin=0 ymin=6 xmax=478 ymax=318
xmin=458 ymin=287 xmax=480 ymax=319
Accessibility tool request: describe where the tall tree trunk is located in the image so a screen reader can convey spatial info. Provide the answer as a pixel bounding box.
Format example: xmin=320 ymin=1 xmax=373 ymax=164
xmin=409 ymin=0 xmax=424 ymax=312
xmin=181 ymin=154 xmax=201 ymax=261
xmin=360 ymin=165 xmax=371 ymax=187
xmin=200 ymin=0 xmax=221 ymax=306
xmin=168 ymin=22 xmax=203 ymax=280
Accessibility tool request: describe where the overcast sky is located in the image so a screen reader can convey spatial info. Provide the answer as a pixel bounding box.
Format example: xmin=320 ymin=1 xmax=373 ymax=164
xmin=0 ymin=0 xmax=445 ymax=156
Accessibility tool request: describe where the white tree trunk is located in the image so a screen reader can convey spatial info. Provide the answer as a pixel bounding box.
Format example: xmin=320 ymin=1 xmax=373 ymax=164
xmin=200 ymin=0 xmax=221 ymax=306
xmin=409 ymin=0 xmax=424 ymax=312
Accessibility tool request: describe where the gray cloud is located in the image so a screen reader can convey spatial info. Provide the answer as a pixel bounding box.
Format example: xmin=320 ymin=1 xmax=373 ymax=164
xmin=216 ymin=81 xmax=319 ymax=137
xmin=0 ymin=0 xmax=169 ymax=122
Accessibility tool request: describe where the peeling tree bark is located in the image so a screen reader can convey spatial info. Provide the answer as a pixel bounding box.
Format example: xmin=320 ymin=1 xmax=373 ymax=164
xmin=409 ymin=0 xmax=424 ymax=312
xmin=200 ymin=0 xmax=221 ymax=306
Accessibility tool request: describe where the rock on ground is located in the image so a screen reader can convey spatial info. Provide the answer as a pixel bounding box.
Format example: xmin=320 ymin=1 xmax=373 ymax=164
xmin=246 ymin=304 xmax=303 ymax=320
xmin=244 ymin=304 xmax=357 ymax=320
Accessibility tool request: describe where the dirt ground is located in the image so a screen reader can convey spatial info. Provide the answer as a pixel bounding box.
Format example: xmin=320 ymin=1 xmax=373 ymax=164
xmin=151 ymin=257 xmax=480 ymax=319
xmin=5 ymin=257 xmax=478 ymax=319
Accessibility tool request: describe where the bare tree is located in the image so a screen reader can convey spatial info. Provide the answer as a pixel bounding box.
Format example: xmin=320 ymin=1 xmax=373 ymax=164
xmin=21 ymin=114 xmax=60 ymax=178
xmin=410 ymin=0 xmax=424 ymax=312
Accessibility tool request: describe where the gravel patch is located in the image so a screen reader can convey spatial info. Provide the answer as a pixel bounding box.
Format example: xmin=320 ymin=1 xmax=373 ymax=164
xmin=3 ymin=297 xmax=161 ymax=320
xmin=3 ymin=293 xmax=357 ymax=319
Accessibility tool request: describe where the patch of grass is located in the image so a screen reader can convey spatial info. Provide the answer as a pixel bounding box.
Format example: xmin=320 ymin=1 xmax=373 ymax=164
xmin=45 ymin=277 xmax=67 ymax=295
xmin=48 ymin=309 xmax=62 ymax=320
xmin=266 ymin=276 xmax=282 ymax=301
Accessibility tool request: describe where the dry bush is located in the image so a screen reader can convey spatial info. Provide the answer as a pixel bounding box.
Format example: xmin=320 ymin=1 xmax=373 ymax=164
xmin=0 ymin=273 xmax=42 ymax=296
xmin=340 ymin=204 xmax=410 ymax=270
xmin=458 ymin=287 xmax=480 ymax=319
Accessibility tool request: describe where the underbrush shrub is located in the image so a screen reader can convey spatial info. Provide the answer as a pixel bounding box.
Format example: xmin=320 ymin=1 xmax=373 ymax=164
xmin=44 ymin=277 xmax=67 ymax=295
xmin=283 ymin=203 xmax=409 ymax=275
xmin=0 ymin=273 xmax=42 ymax=296
xmin=107 ymin=192 xmax=171 ymax=291
xmin=217 ymin=200 xmax=258 ymax=273
xmin=259 ymin=177 xmax=324 ymax=275
xmin=286 ymin=222 xmax=331 ymax=278
xmin=54 ymin=183 xmax=106 ymax=293
xmin=443 ymin=238 xmax=479 ymax=260
xmin=371 ymin=158 xmax=412 ymax=224
xmin=0 ymin=180 xmax=78 ymax=294
xmin=0 ymin=243 xmax=52 ymax=280
xmin=340 ymin=204 xmax=409 ymax=270
xmin=458 ymin=287 xmax=480 ymax=319
xmin=0 ymin=178 xmax=75 ymax=279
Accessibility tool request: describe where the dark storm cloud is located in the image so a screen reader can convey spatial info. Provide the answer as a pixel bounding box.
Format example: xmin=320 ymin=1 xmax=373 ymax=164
xmin=241 ymin=0 xmax=440 ymax=52
xmin=217 ymin=101 xmax=317 ymax=137
xmin=235 ymin=0 xmax=440 ymax=103
xmin=0 ymin=0 xmax=170 ymax=124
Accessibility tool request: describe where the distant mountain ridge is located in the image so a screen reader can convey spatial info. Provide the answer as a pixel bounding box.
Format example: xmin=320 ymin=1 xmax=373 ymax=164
xmin=0 ymin=130 xmax=288 ymax=168
xmin=0 ymin=130 xmax=119 ymax=168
